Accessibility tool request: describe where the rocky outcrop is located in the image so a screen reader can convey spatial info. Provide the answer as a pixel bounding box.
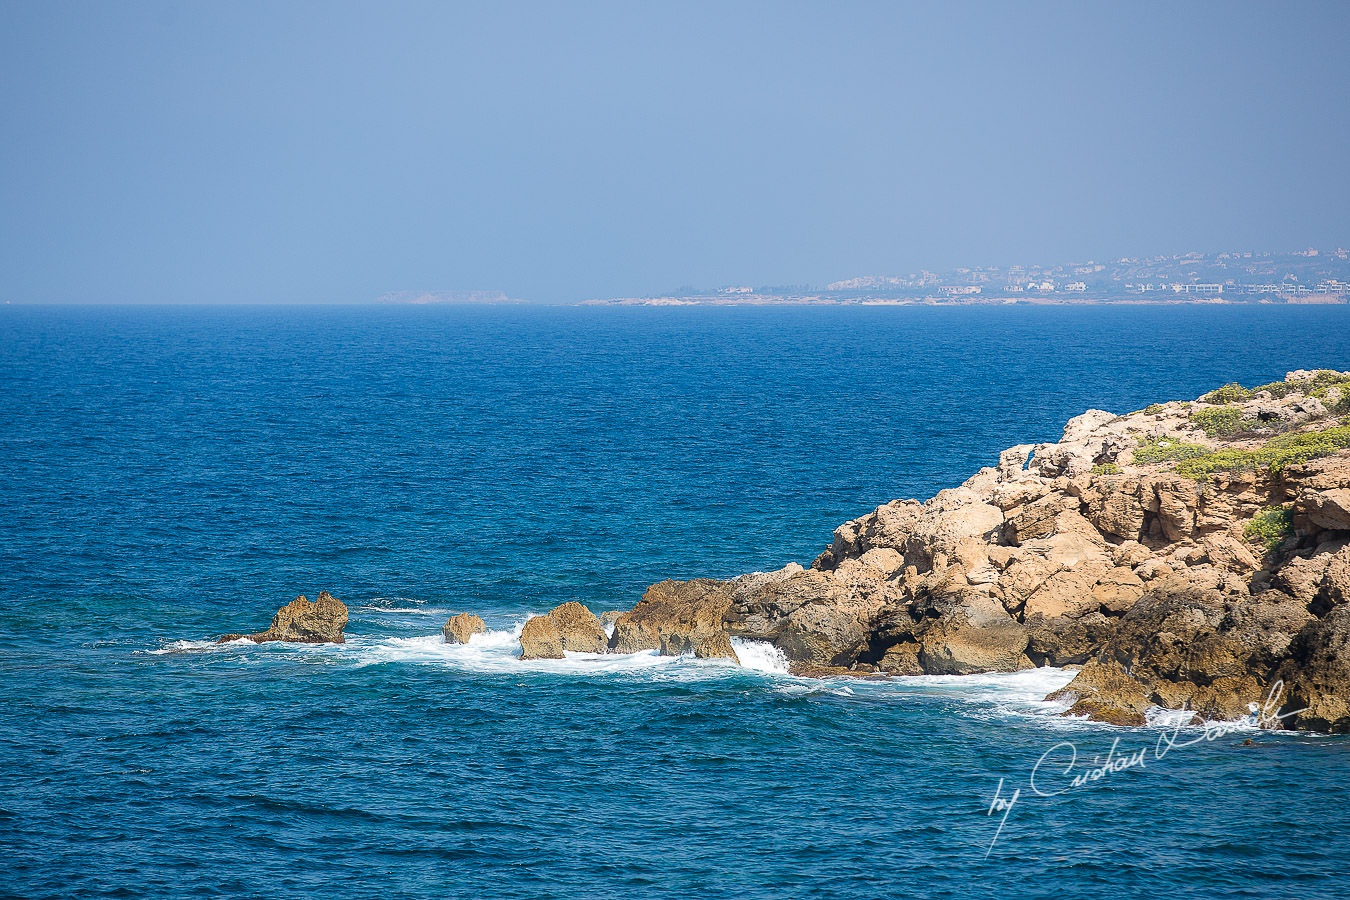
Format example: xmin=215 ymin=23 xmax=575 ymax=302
xmin=597 ymin=370 xmax=1350 ymax=731
xmin=519 ymin=615 xmax=565 ymax=660
xmin=610 ymin=579 xmax=739 ymax=662
xmin=1300 ymin=489 xmax=1350 ymax=531
xmin=221 ymin=591 xmax=348 ymax=644
xmin=544 ymin=602 xmax=608 ymax=654
xmin=443 ymin=613 xmax=486 ymax=644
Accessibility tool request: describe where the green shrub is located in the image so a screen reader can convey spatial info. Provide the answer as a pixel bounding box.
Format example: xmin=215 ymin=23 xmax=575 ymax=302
xmin=1252 ymin=379 xmax=1303 ymax=399
xmin=1133 ymin=437 xmax=1210 ymax=465
xmin=1243 ymin=506 xmax=1294 ymax=553
xmin=1265 ymin=423 xmax=1350 ymax=464
xmin=1190 ymin=405 xmax=1243 ymax=437
xmin=1091 ymin=463 xmax=1122 ymax=475
xmin=1173 ymin=423 xmax=1350 ymax=478
xmin=1201 ymin=383 xmax=1251 ymax=404
xmin=1256 ymin=371 xmax=1350 ymax=400
xmin=1309 ymin=372 xmax=1350 ymax=398
xmin=1143 ymin=403 xmax=1166 ymax=415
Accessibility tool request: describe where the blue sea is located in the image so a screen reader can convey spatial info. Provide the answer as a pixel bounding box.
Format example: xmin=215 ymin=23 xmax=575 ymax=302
xmin=3 ymin=303 xmax=1350 ymax=899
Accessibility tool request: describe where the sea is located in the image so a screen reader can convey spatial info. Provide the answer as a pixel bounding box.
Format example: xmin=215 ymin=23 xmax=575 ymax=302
xmin=2 ymin=303 xmax=1350 ymax=899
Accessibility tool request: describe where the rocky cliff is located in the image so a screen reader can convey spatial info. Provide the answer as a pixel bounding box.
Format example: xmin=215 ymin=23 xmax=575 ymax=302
xmin=630 ymin=369 xmax=1350 ymax=731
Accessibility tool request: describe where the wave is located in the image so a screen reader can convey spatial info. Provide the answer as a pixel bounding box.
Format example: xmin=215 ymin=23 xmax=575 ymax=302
xmin=349 ymin=625 xmax=793 ymax=681
xmin=142 ymin=625 xmax=1094 ymax=724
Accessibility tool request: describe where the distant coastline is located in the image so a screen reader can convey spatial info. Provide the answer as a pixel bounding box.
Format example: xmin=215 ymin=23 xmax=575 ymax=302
xmin=577 ymin=292 xmax=1348 ymax=308
xmin=379 ymin=247 xmax=1350 ymax=308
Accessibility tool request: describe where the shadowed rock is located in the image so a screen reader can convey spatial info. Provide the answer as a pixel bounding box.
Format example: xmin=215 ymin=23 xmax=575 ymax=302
xmin=1280 ymin=604 xmax=1350 ymax=732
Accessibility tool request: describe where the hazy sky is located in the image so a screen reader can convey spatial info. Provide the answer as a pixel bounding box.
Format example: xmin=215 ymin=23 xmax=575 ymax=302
xmin=2 ymin=1 xmax=1348 ymax=304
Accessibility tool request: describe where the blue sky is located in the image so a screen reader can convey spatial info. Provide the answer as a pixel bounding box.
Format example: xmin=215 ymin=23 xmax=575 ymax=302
xmin=2 ymin=1 xmax=1348 ymax=304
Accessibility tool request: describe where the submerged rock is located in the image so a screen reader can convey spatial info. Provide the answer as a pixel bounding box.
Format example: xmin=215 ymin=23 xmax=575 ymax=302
xmin=221 ymin=591 xmax=348 ymax=644
xmin=443 ymin=613 xmax=486 ymax=644
xmin=519 ymin=615 xmax=565 ymax=660
xmin=1046 ymin=661 xmax=1152 ymax=726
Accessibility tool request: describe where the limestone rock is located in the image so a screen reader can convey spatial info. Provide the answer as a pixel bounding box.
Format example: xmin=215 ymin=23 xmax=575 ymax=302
xmin=544 ymin=601 xmax=607 ymax=654
xmin=914 ymin=593 xmax=1032 ymax=675
xmin=610 ymin=373 xmax=1350 ymax=730
xmin=727 ymin=564 xmax=894 ymax=667
xmin=1091 ymin=567 xmax=1147 ymax=615
xmin=1276 ymin=544 xmax=1350 ymax=615
xmin=1300 ymin=489 xmax=1350 ymax=531
xmin=1044 ymin=582 xmax=1313 ymax=723
xmin=876 ymin=639 xmax=923 ymax=675
xmin=1025 ymin=612 xmax=1116 ymax=667
xmin=442 ymin=613 xmax=486 ymax=644
xmin=610 ymin=579 xmax=739 ymax=662
xmin=1198 ymin=533 xmax=1261 ymax=574
xmin=998 ymin=444 xmax=1034 ymax=480
xmin=519 ymin=615 xmax=565 ymax=660
xmin=233 ymin=592 xmax=348 ymax=644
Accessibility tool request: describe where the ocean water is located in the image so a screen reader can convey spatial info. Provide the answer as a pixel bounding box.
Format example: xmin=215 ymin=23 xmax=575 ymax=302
xmin=2 ymin=303 xmax=1350 ymax=899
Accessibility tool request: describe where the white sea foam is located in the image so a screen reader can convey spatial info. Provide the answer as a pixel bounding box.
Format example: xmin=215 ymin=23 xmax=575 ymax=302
xmin=336 ymin=614 xmax=732 ymax=679
xmin=892 ymin=666 xmax=1080 ymax=704
xmin=144 ymin=638 xmax=246 ymax=655
xmin=365 ymin=596 xmax=429 ymax=607
xmin=144 ymin=619 xmax=1093 ymax=724
xmin=730 ymin=638 xmax=789 ymax=675
xmin=1142 ymin=704 xmax=1268 ymax=733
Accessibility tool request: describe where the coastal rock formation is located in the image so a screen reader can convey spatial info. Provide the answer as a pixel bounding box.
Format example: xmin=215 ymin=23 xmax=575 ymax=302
xmin=1280 ymin=604 xmax=1350 ymax=732
xmin=221 ymin=591 xmax=348 ymax=644
xmin=544 ymin=601 xmax=608 ymax=654
xmin=726 ymin=560 xmax=897 ymax=666
xmin=607 ymin=369 xmax=1350 ymax=731
xmin=443 ymin=613 xmax=486 ymax=644
xmin=610 ymin=579 xmax=740 ymax=662
xmin=519 ymin=615 xmax=565 ymax=660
